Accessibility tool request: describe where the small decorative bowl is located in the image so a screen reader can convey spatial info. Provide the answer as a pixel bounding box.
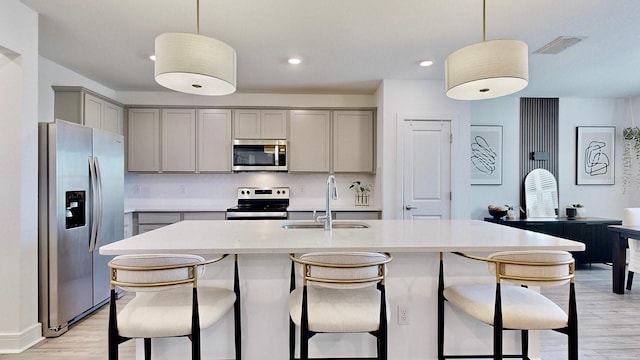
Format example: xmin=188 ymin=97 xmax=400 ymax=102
xmin=489 ymin=209 xmax=508 ymax=219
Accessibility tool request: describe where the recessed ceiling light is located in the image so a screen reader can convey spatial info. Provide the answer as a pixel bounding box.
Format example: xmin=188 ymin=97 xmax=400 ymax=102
xmin=288 ymin=58 xmax=302 ymax=65
xmin=149 ymin=55 xmax=156 ymax=61
xmin=419 ymin=60 xmax=434 ymax=67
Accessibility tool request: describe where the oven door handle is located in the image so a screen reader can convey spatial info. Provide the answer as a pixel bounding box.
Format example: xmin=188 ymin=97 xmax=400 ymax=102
xmin=226 ymin=211 xmax=288 ymax=219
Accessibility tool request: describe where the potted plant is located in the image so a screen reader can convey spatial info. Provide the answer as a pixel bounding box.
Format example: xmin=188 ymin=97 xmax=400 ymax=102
xmin=623 ymin=99 xmax=640 ymax=194
xmin=349 ymin=181 xmax=372 ymax=206
xmin=572 ymin=203 xmax=587 ymax=219
xmin=505 ymin=205 xmax=515 ymax=219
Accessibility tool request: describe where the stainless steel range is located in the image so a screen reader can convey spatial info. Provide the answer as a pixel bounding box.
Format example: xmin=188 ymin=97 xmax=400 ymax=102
xmin=226 ymin=187 xmax=289 ymax=220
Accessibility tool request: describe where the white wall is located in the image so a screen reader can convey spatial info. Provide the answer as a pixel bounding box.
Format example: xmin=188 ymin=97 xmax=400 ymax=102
xmin=0 ymin=0 xmax=41 ymax=352
xmin=377 ymin=79 xmax=471 ymax=219
xmin=38 ymin=56 xmax=119 ymax=123
xmin=558 ymin=97 xmax=636 ymax=219
xmin=469 ymin=96 xmax=640 ymax=221
xmin=469 ymin=97 xmax=521 ymax=219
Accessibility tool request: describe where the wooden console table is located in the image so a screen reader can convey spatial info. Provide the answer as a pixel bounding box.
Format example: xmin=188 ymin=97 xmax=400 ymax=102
xmin=485 ymin=217 xmax=621 ymax=264
xmin=608 ymin=225 xmax=640 ymax=294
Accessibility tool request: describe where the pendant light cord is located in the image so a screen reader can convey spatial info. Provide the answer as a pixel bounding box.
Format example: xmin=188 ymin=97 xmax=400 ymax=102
xmin=482 ymin=0 xmax=486 ymax=42
xmin=196 ymin=0 xmax=200 ymax=34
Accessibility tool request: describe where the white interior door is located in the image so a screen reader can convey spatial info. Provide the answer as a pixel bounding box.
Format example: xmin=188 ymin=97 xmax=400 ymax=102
xmin=403 ymin=120 xmax=452 ymax=219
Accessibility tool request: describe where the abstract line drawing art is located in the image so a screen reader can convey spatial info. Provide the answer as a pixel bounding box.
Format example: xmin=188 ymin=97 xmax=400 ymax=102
xmin=576 ymin=126 xmax=615 ymax=185
xmin=470 ymin=125 xmax=502 ymax=185
xmin=584 ymin=140 xmax=610 ymax=176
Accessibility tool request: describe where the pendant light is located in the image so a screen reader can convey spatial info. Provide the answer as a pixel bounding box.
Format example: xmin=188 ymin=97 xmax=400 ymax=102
xmin=445 ymin=0 xmax=528 ymax=100
xmin=154 ymin=0 xmax=236 ymax=96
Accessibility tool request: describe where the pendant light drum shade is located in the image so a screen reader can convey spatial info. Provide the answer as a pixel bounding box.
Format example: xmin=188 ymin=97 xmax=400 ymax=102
xmin=154 ymin=33 xmax=237 ymax=96
xmin=445 ymin=39 xmax=528 ymax=100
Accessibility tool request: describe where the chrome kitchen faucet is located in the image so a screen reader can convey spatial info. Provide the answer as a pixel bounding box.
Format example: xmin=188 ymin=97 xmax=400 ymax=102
xmin=315 ymin=175 xmax=338 ymax=230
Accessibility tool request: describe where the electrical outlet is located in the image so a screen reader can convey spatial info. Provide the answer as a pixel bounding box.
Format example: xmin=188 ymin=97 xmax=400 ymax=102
xmin=397 ymin=305 xmax=410 ymax=325
xmin=179 ymin=185 xmax=186 ymax=194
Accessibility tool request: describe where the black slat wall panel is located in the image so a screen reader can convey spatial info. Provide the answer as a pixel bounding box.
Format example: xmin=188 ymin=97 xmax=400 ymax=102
xmin=519 ymin=98 xmax=559 ymax=212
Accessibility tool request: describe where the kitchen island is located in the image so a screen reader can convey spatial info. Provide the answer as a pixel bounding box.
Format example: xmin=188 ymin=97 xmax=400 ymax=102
xmin=100 ymin=219 xmax=584 ymax=360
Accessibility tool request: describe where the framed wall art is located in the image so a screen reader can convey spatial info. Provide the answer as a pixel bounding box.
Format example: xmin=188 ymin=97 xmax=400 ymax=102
xmin=470 ymin=125 xmax=503 ymax=185
xmin=576 ymin=126 xmax=615 ymax=185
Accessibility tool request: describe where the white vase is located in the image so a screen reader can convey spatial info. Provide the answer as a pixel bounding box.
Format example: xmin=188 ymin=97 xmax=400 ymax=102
xmin=575 ymin=207 xmax=587 ymax=219
xmin=355 ymin=193 xmax=370 ymax=206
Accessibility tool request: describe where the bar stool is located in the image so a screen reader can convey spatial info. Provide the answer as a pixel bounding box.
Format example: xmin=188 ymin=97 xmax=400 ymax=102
xmin=438 ymin=251 xmax=577 ymax=360
xmin=288 ymin=252 xmax=393 ymax=360
xmin=108 ymin=253 xmax=241 ymax=360
xmin=624 ymin=208 xmax=640 ymax=290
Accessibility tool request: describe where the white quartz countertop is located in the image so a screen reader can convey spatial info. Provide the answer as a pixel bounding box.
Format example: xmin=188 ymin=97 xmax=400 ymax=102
xmin=100 ymin=219 xmax=585 ymax=255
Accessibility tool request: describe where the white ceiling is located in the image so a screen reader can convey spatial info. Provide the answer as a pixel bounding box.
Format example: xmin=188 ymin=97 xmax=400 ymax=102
xmin=19 ymin=0 xmax=640 ymax=98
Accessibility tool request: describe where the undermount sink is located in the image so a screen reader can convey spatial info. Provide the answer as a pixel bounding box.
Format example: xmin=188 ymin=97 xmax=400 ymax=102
xmin=281 ymin=221 xmax=370 ymax=229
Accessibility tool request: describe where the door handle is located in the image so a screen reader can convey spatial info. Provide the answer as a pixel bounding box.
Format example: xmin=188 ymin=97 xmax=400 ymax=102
xmin=405 ymin=205 xmax=417 ymax=210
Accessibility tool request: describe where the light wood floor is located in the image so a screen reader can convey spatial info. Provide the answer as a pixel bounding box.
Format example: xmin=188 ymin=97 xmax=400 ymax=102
xmin=540 ymin=263 xmax=640 ymax=360
xmin=1 ymin=264 xmax=639 ymax=359
xmin=0 ymin=295 xmax=135 ymax=360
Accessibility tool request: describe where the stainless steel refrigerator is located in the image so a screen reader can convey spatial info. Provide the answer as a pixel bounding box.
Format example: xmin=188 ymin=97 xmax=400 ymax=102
xmin=38 ymin=119 xmax=124 ymax=337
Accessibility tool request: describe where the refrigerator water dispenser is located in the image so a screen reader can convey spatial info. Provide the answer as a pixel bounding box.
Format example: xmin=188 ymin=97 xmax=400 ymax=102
xmin=65 ymin=191 xmax=86 ymax=229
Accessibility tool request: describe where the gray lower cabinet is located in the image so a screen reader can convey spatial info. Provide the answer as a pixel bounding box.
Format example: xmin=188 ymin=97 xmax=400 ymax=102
xmin=134 ymin=211 xmax=226 ymax=235
xmin=182 ymin=212 xmax=226 ymax=221
xmin=484 ymin=217 xmax=621 ymax=264
xmin=136 ymin=212 xmax=181 ymax=234
xmin=124 ymin=212 xmax=133 ymax=238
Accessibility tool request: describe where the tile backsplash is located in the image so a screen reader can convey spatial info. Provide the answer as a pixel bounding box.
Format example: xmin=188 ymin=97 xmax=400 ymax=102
xmin=125 ymin=172 xmax=377 ymax=209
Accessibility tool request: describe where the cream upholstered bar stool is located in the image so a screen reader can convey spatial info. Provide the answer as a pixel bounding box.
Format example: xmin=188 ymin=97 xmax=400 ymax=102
xmin=437 ymin=251 xmax=577 ymax=360
xmin=288 ymin=252 xmax=393 ymax=360
xmin=108 ymin=254 xmax=241 ymax=360
xmin=624 ymin=208 xmax=640 ymax=290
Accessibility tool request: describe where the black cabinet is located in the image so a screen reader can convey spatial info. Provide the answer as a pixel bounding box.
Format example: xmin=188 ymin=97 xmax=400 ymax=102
xmin=484 ymin=217 xmax=621 ymax=264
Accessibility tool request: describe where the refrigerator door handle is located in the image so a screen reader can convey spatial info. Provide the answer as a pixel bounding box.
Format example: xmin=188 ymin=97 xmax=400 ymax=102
xmin=88 ymin=156 xmax=99 ymax=252
xmin=92 ymin=157 xmax=104 ymax=252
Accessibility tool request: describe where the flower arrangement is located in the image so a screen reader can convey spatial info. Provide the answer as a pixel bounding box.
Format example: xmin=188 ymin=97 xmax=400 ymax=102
xmin=349 ymin=181 xmax=372 ymax=194
xmin=350 ymin=181 xmax=372 ymax=206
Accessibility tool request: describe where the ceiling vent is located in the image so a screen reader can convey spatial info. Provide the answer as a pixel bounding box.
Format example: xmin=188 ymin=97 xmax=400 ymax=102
xmin=534 ymin=36 xmax=586 ymax=55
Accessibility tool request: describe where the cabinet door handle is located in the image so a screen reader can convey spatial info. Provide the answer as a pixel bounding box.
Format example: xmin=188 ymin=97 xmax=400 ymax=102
xmin=405 ymin=205 xmax=417 ymax=210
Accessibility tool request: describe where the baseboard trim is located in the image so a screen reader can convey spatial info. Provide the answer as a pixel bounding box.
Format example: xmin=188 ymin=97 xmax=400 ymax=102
xmin=0 ymin=322 xmax=44 ymax=354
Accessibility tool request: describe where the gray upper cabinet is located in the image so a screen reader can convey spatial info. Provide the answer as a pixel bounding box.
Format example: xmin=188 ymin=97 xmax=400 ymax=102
xmin=127 ymin=108 xmax=160 ymax=172
xmin=289 ymin=110 xmax=331 ymax=172
xmin=289 ymin=109 xmax=375 ymax=173
xmin=161 ymin=109 xmax=196 ymax=172
xmin=126 ymin=107 xmax=374 ymax=174
xmin=127 ymin=108 xmax=231 ymax=173
xmin=233 ymin=109 xmax=287 ymax=139
xmin=53 ymin=86 xmax=124 ymax=135
xmin=198 ymin=109 xmax=232 ymax=172
xmin=333 ymin=111 xmax=374 ymax=173
xmin=103 ymin=101 xmax=124 ymax=134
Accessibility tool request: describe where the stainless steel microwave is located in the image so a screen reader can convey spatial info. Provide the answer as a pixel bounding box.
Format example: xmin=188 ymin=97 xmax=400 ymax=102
xmin=232 ymin=139 xmax=287 ymax=171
